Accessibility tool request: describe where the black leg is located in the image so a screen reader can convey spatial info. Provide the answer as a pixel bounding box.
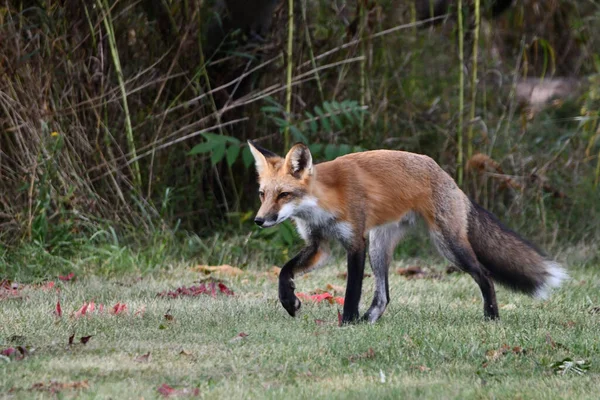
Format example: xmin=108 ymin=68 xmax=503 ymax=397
xmin=343 ymin=242 xmax=367 ymax=323
xmin=449 ymin=242 xmax=499 ymax=320
xmin=278 ymin=241 xmax=324 ymax=317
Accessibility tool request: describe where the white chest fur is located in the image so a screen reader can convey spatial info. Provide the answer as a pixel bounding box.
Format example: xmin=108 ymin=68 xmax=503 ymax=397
xmin=292 ymin=196 xmax=354 ymax=245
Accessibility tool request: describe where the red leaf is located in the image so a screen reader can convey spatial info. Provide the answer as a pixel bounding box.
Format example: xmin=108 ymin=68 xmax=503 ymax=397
xmin=87 ymin=302 xmax=95 ymax=313
xmin=58 ymin=272 xmax=75 ymax=282
xmin=73 ymin=302 xmax=89 ymax=318
xmin=230 ymin=332 xmax=249 ymax=342
xmin=55 ymin=300 xmax=62 ymax=317
xmin=157 ymin=384 xmax=176 ymax=397
xmin=134 ymin=352 xmax=151 ymax=363
xmin=334 ymin=297 xmax=344 ymax=305
xmin=218 ymin=282 xmax=234 ymax=296
xmin=80 ymin=335 xmax=93 ymax=344
xmin=111 ymin=302 xmax=128 ymax=315
xmin=1 ymin=347 xmax=16 ymax=357
xmin=42 ymin=281 xmax=56 ymax=291
xmin=315 ymin=319 xmax=326 ymax=325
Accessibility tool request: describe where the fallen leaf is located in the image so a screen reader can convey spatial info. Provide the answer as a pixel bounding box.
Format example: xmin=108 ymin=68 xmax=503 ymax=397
xmin=396 ymin=266 xmax=425 ymax=276
xmin=416 ymin=365 xmax=431 ymax=372
xmin=111 ymin=302 xmax=128 ymax=315
xmin=73 ymin=302 xmax=89 ymax=318
xmin=42 ymin=281 xmax=56 ymax=291
xmin=551 ymin=358 xmax=590 ymax=375
xmin=349 ymin=348 xmax=376 ymax=363
xmin=134 ymin=306 xmax=146 ymax=317
xmin=157 ymin=384 xmax=176 ymax=397
xmin=134 ymin=352 xmax=151 ymax=363
xmin=157 ymin=384 xmax=199 ymax=397
xmin=1 ymin=347 xmax=16 ymax=357
xmin=334 ymin=296 xmax=344 ymax=305
xmin=55 ymin=300 xmax=62 ymax=317
xmin=179 ymin=349 xmax=193 ymax=357
xmin=326 ymin=283 xmax=345 ymax=293
xmin=314 ymin=319 xmax=327 ymax=325
xmin=30 ymin=380 xmax=90 ymax=393
xmin=562 ymin=321 xmax=576 ymax=328
xmin=80 ymin=335 xmax=93 ymax=345
xmin=58 ymin=272 xmax=75 ymax=282
xmin=485 ymin=344 xmax=525 ymax=361
xmin=230 ymin=332 xmax=249 ymax=343
xmin=157 ymin=283 xmax=234 ymax=298
xmin=337 ymin=309 xmax=343 ymax=327
xmin=337 ymin=272 xmax=371 ymax=280
xmin=218 ymin=282 xmax=234 ymax=296
xmin=164 ymin=310 xmax=174 ymax=321
xmin=546 ymin=333 xmax=568 ymax=350
xmin=192 ymin=264 xmax=244 ymax=277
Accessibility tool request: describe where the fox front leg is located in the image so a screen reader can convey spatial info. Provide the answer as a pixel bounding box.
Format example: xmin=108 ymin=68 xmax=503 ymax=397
xmin=278 ymin=240 xmax=328 ymax=317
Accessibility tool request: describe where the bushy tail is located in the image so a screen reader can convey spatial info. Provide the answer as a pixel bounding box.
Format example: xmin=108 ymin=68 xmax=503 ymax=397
xmin=467 ymin=200 xmax=567 ymax=299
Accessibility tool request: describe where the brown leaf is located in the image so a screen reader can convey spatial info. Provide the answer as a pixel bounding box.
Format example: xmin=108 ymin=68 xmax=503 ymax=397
xmin=415 ymin=365 xmax=431 ymax=372
xmin=179 ymin=349 xmax=193 ymax=357
xmin=348 ymin=347 xmax=376 ymax=363
xmin=563 ymin=321 xmax=576 ymax=328
xmin=30 ymin=380 xmax=89 ymax=393
xmin=164 ymin=311 xmax=175 ymax=321
xmin=134 ymin=352 xmax=151 ymax=363
xmin=192 ymin=264 xmax=244 ymax=277
xmin=337 ymin=272 xmax=371 ymax=280
xmin=325 ymin=283 xmax=345 ymax=294
xmin=68 ymin=334 xmax=75 ymax=346
xmin=396 ymin=266 xmax=425 ymax=276
xmin=337 ymin=309 xmax=343 ymax=327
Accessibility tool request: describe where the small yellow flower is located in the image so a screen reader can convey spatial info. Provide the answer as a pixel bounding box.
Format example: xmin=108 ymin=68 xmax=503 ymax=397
xmin=51 ymin=131 xmax=59 ymax=137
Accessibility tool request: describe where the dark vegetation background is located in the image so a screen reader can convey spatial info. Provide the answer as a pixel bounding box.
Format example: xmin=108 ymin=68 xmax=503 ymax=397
xmin=1 ymin=0 xmax=599 ymax=277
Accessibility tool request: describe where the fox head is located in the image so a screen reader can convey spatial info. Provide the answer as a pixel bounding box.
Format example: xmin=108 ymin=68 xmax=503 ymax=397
xmin=248 ymin=141 xmax=314 ymax=228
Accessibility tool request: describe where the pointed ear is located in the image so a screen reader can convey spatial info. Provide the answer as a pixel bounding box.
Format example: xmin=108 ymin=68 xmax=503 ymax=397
xmin=247 ymin=140 xmax=279 ymax=175
xmin=284 ymin=143 xmax=313 ymax=179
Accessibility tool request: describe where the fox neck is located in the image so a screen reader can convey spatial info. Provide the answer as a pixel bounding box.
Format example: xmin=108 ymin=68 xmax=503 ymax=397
xmin=293 ymin=176 xmax=334 ymax=222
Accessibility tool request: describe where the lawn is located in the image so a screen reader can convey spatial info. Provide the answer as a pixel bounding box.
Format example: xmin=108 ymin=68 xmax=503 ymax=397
xmin=1 ymin=259 xmax=599 ymax=399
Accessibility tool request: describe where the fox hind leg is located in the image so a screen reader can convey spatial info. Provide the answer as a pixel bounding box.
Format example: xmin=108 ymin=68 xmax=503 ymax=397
xmin=363 ymin=222 xmax=408 ymax=323
xmin=430 ymin=229 xmax=499 ymax=320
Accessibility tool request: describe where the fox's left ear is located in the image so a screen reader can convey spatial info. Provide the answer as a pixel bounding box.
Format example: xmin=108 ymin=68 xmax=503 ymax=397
xmin=284 ymin=143 xmax=313 ymax=179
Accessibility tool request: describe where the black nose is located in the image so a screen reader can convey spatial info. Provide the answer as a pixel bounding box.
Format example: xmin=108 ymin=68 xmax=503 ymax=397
xmin=254 ymin=217 xmax=265 ymax=226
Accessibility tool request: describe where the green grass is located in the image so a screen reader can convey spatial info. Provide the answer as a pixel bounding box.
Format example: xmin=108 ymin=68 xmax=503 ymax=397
xmin=1 ymin=258 xmax=599 ymax=399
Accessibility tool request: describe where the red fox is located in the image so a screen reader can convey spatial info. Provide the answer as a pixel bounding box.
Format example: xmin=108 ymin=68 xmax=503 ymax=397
xmin=248 ymin=141 xmax=567 ymax=323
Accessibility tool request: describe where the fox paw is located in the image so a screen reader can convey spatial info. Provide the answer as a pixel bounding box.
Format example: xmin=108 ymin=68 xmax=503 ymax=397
xmin=280 ymin=294 xmax=301 ymax=317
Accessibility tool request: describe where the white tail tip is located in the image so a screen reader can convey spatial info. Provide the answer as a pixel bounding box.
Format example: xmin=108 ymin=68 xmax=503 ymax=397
xmin=534 ymin=261 xmax=568 ymax=300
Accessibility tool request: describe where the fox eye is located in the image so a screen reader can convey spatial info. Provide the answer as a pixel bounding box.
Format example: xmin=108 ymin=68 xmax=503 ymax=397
xmin=258 ymin=191 xmax=265 ymax=199
xmin=277 ymin=192 xmax=291 ymax=200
